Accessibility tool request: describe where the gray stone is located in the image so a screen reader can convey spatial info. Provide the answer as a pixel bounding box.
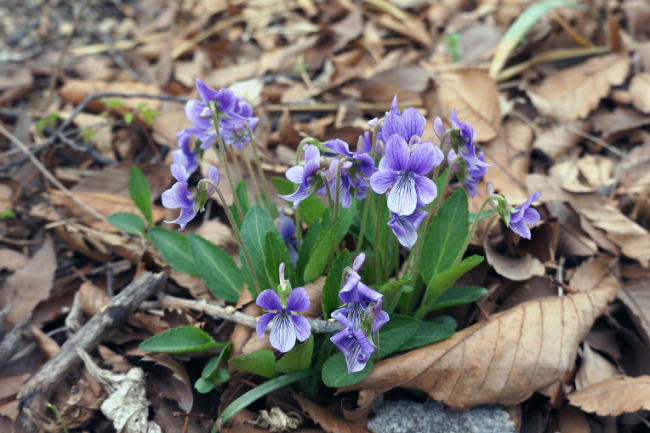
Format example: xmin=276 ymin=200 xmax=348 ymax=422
xmin=367 ymin=400 xmax=516 ymax=433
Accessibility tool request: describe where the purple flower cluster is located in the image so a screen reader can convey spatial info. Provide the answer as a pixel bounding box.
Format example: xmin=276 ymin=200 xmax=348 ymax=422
xmin=370 ymin=97 xmax=444 ymax=248
xmin=280 ymin=135 xmax=378 ymax=210
xmin=434 ymin=109 xmax=490 ymax=198
xmin=180 ymin=79 xmax=258 ymax=151
xmin=330 ymin=254 xmax=389 ymax=373
xmin=256 ymin=263 xmax=311 ymax=353
xmin=162 ymin=79 xmax=258 ymax=230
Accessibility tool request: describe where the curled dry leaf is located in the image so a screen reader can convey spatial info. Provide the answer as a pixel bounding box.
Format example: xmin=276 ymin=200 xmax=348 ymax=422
xmin=532 ymin=121 xmax=591 ymax=161
xmin=292 ymin=393 xmax=372 ymax=433
xmin=340 ymin=284 xmax=617 ymax=409
xmin=527 ymin=53 xmax=629 ymax=121
xmin=568 ymin=375 xmax=650 ymax=416
xmin=484 ymin=235 xmax=545 ymax=281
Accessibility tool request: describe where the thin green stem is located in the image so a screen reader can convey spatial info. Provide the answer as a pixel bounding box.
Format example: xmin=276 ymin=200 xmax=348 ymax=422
xmin=245 ymin=122 xmax=275 ymax=217
xmin=213 ymin=183 xmax=262 ymax=296
xmin=373 ymin=198 xmax=384 ymax=283
xmin=383 ymin=222 xmax=392 ymax=281
xmin=319 ymin=171 xmax=335 ymax=222
xmin=356 ymin=120 xmax=384 ymax=255
xmin=295 ymin=137 xmax=314 ymax=165
xmin=210 ymin=107 xmax=243 ymax=220
xmin=228 ymin=145 xmax=243 ymax=182
xmin=452 ymin=194 xmax=501 ymax=266
xmin=46 ymin=403 xmax=69 ymax=433
xmin=243 ymin=145 xmax=262 ymax=205
xmin=334 ymin=160 xmax=342 ymax=219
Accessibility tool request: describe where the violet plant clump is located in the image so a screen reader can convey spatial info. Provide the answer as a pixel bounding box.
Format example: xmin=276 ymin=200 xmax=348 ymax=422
xmin=134 ymin=80 xmax=543 ymax=410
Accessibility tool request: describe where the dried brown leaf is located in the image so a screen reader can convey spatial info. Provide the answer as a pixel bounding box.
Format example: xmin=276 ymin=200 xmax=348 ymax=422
xmin=293 ymin=393 xmax=372 ymax=433
xmin=0 ymin=238 xmax=56 ymax=327
xmin=618 ymin=277 xmax=650 ymax=348
xmin=532 ymin=121 xmax=591 ymax=160
xmin=527 ymin=53 xmax=629 ymax=121
xmin=0 ymin=249 xmax=27 ymax=271
xmin=341 ymin=285 xmax=617 ymax=409
xmin=556 ymin=406 xmax=590 ymax=433
xmin=630 ymin=73 xmax=650 ymax=114
xmin=575 ymin=343 xmax=619 ymax=390
xmin=437 ymin=68 xmax=501 ymax=142
xmin=568 ymin=256 xmax=617 ymax=293
xmin=484 ymin=236 xmax=545 ymax=281
xmin=568 ymin=375 xmax=650 ymax=416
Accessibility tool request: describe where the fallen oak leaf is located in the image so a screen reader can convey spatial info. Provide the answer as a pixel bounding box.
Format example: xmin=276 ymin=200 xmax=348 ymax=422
xmin=568 ymin=375 xmax=650 ymax=416
xmin=339 ymin=284 xmax=617 ymax=409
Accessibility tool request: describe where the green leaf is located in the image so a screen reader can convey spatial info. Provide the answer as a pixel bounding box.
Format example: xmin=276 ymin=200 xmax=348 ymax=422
xmin=378 ymin=314 xmax=420 ymax=358
xmin=139 ymin=326 xmax=223 ymax=353
xmin=218 ymin=370 xmax=318 ymax=426
xmin=469 ymin=209 xmax=494 ymax=224
xmin=399 ymin=321 xmax=455 ymax=352
xmin=142 ymin=108 xmax=161 ymax=126
xmin=432 ymin=315 xmax=458 ymax=330
xmin=420 ymin=188 xmax=469 ymax=285
xmin=236 ymin=180 xmax=251 ymax=217
xmin=228 ymin=349 xmax=277 ymax=378
xmin=272 ymin=177 xmax=327 ymax=225
xmin=202 ymin=342 xmax=232 ymax=378
xmin=148 ymin=227 xmax=198 ymax=275
xmin=430 ymin=286 xmax=488 ymax=311
xmin=124 ymin=111 xmax=134 ymax=124
xmin=276 ymin=335 xmax=314 ymax=374
xmin=194 ymin=377 xmax=216 ymax=393
xmin=417 ymin=255 xmax=484 ymax=318
xmin=239 ymin=206 xmax=281 ymax=294
xmin=321 ymin=352 xmax=373 ymax=387
xmin=106 ymin=212 xmax=145 ymax=235
xmin=264 ymin=231 xmax=294 ymax=288
xmin=129 ymin=166 xmax=153 ymax=225
xmin=303 ymin=219 xmax=340 ymax=284
xmin=375 ymin=279 xmax=410 ymax=314
xmin=188 ymin=234 xmax=243 ymax=302
xmin=322 ymin=250 xmax=351 ymax=318
xmin=105 ymin=99 xmax=126 ymax=109
xmin=490 ymin=0 xmax=585 ymax=78
xmin=296 ymin=218 xmax=322 ymax=285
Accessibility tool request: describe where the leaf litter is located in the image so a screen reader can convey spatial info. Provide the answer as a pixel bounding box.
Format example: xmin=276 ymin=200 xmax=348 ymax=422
xmin=2 ymin=0 xmax=650 ymax=432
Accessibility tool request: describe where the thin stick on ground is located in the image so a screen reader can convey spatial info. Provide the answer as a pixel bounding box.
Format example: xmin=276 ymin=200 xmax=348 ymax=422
xmin=0 ymin=124 xmax=107 ymax=222
xmin=160 ymin=295 xmax=343 ymax=334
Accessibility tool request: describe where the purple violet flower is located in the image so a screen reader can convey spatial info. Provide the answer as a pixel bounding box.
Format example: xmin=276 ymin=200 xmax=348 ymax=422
xmin=435 ymin=109 xmax=490 ymax=172
xmin=370 ymin=134 xmax=443 ymax=216
xmin=330 ymin=256 xmax=389 ymax=374
xmin=256 ymin=264 xmax=311 ymax=353
xmin=182 ymin=79 xmax=257 ymax=150
xmin=279 ymin=144 xmax=322 ymax=209
xmin=278 ymin=211 xmax=298 ymax=266
xmin=508 ymin=191 xmax=541 ymax=239
xmin=161 ymin=164 xmax=219 ymax=230
xmin=330 ymin=327 xmax=375 ymax=373
xmin=387 ymin=210 xmax=428 ymax=249
xmin=381 ymin=96 xmax=430 ymax=147
xmin=448 ymin=149 xmax=488 ymax=198
xmin=338 ymin=254 xmax=382 ymax=304
xmin=172 ymin=131 xmax=199 ymax=176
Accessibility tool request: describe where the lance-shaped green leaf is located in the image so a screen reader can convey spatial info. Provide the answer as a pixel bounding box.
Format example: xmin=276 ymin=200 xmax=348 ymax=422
xmin=322 ymin=250 xmax=351 ymax=318
xmin=264 ymin=231 xmax=295 ymax=288
xmin=398 ymin=321 xmax=455 ymax=352
xmin=303 ymin=219 xmax=340 ymax=284
xmin=276 ymin=335 xmax=314 ymax=374
xmin=140 ymin=326 xmax=224 ymax=353
xmin=378 ymin=315 xmax=420 ymax=358
xmin=228 ymin=349 xmax=277 ymax=378
xmin=107 ymin=212 xmax=146 ymax=235
xmin=430 ymin=286 xmax=488 ymax=311
xmin=419 ymin=188 xmax=469 ymax=285
xmin=188 ymin=234 xmax=243 ymax=302
xmin=239 ymin=206 xmax=281 ymax=294
xmin=149 ymin=227 xmax=198 ymax=275
xmin=129 ymin=166 xmax=153 ymax=225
